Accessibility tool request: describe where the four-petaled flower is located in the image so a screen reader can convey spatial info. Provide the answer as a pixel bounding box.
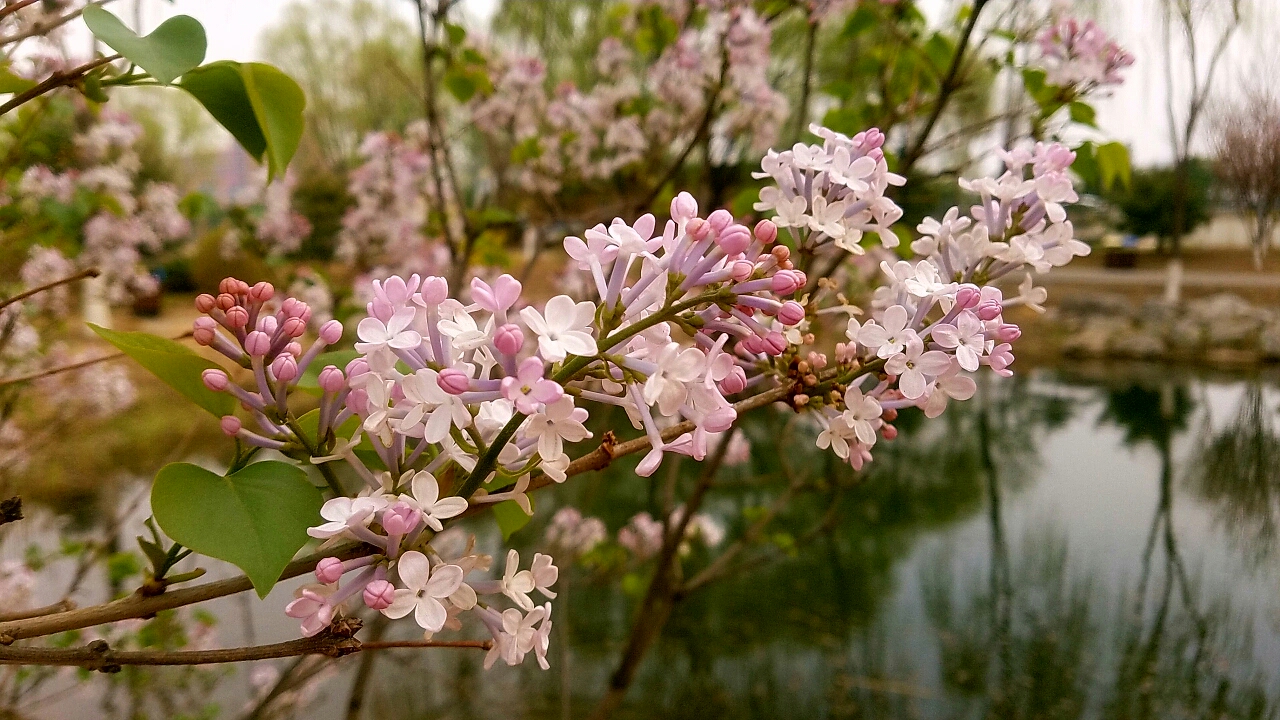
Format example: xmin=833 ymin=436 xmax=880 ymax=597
xmin=383 ymin=551 xmax=465 ymax=633
xmin=355 ymin=306 xmax=421 ymax=354
xmin=402 ymin=470 xmax=468 ymax=532
xmin=520 ymin=295 xmax=598 ymax=362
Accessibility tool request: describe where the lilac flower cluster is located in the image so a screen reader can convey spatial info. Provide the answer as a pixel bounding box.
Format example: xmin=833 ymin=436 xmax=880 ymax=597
xmin=194 ymin=123 xmax=1088 ymax=670
xmin=795 ymin=139 xmax=1087 ymax=468
xmin=1036 ymin=15 xmax=1134 ymax=91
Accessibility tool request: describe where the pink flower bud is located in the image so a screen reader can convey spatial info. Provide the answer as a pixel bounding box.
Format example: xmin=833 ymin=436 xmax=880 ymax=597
xmin=285 ymin=341 xmax=302 ymax=357
xmin=778 ymin=301 xmax=805 ymax=326
xmin=771 ymin=245 xmax=790 ymax=262
xmin=707 ymin=209 xmax=733 ymax=233
xmin=438 ymin=368 xmax=471 ymax=395
xmin=258 ymin=315 xmax=278 ymax=336
xmin=717 ymin=224 xmax=751 ymax=255
xmin=273 ymin=356 xmax=299 ymax=381
xmin=319 ymin=320 xmax=344 ymax=345
xmin=271 ymin=354 xmax=299 ymax=382
xmin=419 ymin=276 xmax=449 ymax=304
xmin=976 ymin=301 xmax=1002 ymax=321
xmin=996 ymin=323 xmax=1021 ymax=342
xmin=671 ymin=191 xmax=699 ymax=223
xmin=954 ymin=284 xmax=981 ymax=309
xmin=216 ymin=293 xmax=237 ymax=311
xmin=282 ymin=317 xmax=307 ymax=339
xmin=281 ymin=298 xmax=308 ymax=319
xmin=318 ymin=366 xmax=345 ymax=393
xmin=794 ymin=271 xmax=808 ymax=287
xmin=245 ymin=331 xmax=272 ymax=357
xmin=764 ymin=332 xmax=789 ymax=356
xmin=363 ymin=580 xmax=395 ymax=611
xmin=224 ymin=305 xmax=249 ymax=329
xmin=754 ymin=219 xmax=777 ymax=244
xmin=882 ymin=424 xmax=898 ymax=440
xmin=218 ymin=277 xmax=241 ymax=295
xmin=740 ymin=336 xmax=765 ymax=355
xmin=382 ymin=503 xmax=421 ymax=536
xmin=719 ymin=365 xmax=747 ymax=394
xmin=730 ymin=260 xmax=755 ymax=282
xmin=194 ymin=294 xmax=216 ymax=313
xmin=346 ymin=388 xmax=368 ymax=412
xmin=202 ymin=369 xmax=229 ymax=392
xmin=193 ymin=317 xmax=217 ymax=346
xmin=249 ymin=282 xmax=274 ymax=302
xmin=315 ymin=557 xmax=344 ymax=584
xmin=808 ymin=352 xmax=828 ymax=370
xmin=494 ymin=323 xmax=525 ymax=355
xmin=771 ymin=270 xmax=802 ymax=295
xmin=686 ymin=217 xmax=710 ymax=241
xmin=220 ymin=415 xmax=242 ymax=436
xmin=345 ymin=358 xmax=369 ymax=377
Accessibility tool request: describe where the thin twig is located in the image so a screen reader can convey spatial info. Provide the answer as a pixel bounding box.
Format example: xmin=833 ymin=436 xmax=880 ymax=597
xmin=0 ymin=600 xmax=71 ymax=624
xmin=898 ymin=0 xmax=991 ymax=176
xmin=0 ymin=268 xmax=98 ymax=313
xmin=0 ymin=55 xmax=119 ymax=116
xmin=0 ymin=635 xmax=489 ymax=671
xmin=0 ymin=0 xmax=40 ymax=22
xmin=0 ymin=331 xmax=194 ymax=388
xmin=0 ymin=0 xmax=121 ymax=46
xmin=0 ymin=382 xmax=796 ymax=644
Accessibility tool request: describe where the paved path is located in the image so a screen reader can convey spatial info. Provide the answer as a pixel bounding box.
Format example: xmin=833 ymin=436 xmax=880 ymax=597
xmin=1040 ymin=268 xmax=1280 ymax=288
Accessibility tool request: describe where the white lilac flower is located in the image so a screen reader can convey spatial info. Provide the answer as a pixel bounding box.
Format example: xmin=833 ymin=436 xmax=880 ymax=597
xmin=383 ymin=551 xmax=464 ymax=633
xmin=402 ymin=470 xmax=468 ymax=531
xmin=355 ymin=306 xmax=421 ymax=354
xmin=524 ymin=396 xmax=591 ymax=466
xmin=885 ymin=335 xmax=953 ymax=400
xmin=520 ymin=295 xmax=598 ymax=362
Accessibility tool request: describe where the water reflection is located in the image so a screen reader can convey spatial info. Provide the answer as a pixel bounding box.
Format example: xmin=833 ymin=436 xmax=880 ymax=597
xmin=9 ymin=369 xmax=1280 ymax=719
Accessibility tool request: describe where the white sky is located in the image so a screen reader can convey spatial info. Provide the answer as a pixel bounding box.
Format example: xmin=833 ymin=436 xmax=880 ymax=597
xmin=129 ymin=0 xmax=1276 ymax=169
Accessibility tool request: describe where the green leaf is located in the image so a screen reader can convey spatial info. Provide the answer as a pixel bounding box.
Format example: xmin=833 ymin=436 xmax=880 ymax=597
xmin=492 ymin=498 xmax=533 ymax=540
xmin=180 ymin=62 xmax=266 ymax=160
xmin=240 ymin=62 xmax=306 ymax=181
xmin=151 ymin=461 xmax=323 ymax=597
xmin=82 ymin=5 xmax=206 ymax=85
xmin=180 ymin=61 xmax=305 ymax=181
xmin=444 ymin=22 xmax=466 ymax=45
xmin=443 ymin=68 xmax=477 ymax=102
xmin=0 ymin=65 xmax=35 ymax=94
xmin=1068 ymin=101 xmax=1097 ymax=128
xmin=1097 ymin=141 xmax=1131 ymax=191
xmin=89 ymin=324 xmax=233 ymax=417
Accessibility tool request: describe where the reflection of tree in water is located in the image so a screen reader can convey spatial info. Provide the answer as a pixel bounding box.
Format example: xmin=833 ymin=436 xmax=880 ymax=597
xmin=1187 ymin=383 xmax=1280 ymax=565
xmin=920 ymin=379 xmax=1276 ymax=720
xmin=1100 ymin=381 xmax=1274 ymax=720
xmin=922 ymin=374 xmax=1093 ymax=720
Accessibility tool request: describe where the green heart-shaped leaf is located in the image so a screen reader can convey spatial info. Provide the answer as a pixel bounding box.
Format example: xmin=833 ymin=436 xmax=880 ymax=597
xmin=152 ymin=461 xmax=324 ymax=597
xmin=180 ymin=61 xmax=306 ymax=181
xmin=82 ymin=6 xmax=206 ymax=85
xmin=90 ymin=324 xmax=233 ymax=417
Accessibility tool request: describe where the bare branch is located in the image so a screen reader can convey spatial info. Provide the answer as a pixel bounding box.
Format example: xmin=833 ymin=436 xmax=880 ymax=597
xmin=0 ymin=634 xmax=489 ymax=671
xmin=0 ymin=382 xmax=797 ymax=644
xmin=0 ymin=268 xmax=98 ymax=313
xmin=0 ymin=331 xmax=194 ymax=389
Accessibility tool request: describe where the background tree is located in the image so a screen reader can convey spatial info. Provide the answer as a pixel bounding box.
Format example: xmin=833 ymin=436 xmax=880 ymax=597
xmin=1211 ymin=88 xmax=1280 ymax=268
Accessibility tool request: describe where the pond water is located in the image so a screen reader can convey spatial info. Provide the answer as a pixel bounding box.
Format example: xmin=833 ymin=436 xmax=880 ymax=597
xmin=16 ymin=365 xmax=1280 ymax=719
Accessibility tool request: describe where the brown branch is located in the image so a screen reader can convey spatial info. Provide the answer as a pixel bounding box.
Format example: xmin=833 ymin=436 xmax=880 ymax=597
xmin=0 ymin=600 xmax=71 ymax=624
xmin=0 ymin=331 xmax=194 ymax=388
xmin=0 ymin=268 xmax=98 ymax=313
xmin=0 ymin=0 xmax=40 ymax=22
xmin=0 ymin=496 xmax=20 ymax=527
xmin=0 ymin=55 xmax=119 ymax=117
xmin=633 ymin=41 xmax=731 ymax=214
xmin=0 ymin=0 xmax=121 ymax=45
xmin=0 ymin=634 xmax=489 ymax=672
xmin=898 ymin=0 xmax=991 ymax=176
xmin=0 ymin=382 xmax=795 ymax=644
